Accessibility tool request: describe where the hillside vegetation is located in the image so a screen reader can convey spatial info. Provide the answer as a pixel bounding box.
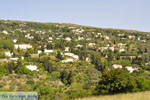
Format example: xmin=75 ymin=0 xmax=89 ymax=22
xmin=0 ymin=20 xmax=150 ymax=99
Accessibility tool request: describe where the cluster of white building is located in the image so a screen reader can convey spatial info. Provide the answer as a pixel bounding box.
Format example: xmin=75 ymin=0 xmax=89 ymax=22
xmin=44 ymin=49 xmax=53 ymax=54
xmin=4 ymin=51 xmax=13 ymax=57
xmin=2 ymin=30 xmax=8 ymax=34
xmin=14 ymin=44 xmax=32 ymax=50
xmin=64 ymin=52 xmax=79 ymax=59
xmin=112 ymin=64 xmax=138 ymax=73
xmin=26 ymin=65 xmax=38 ymax=71
xmin=62 ymin=52 xmax=79 ymax=63
xmin=25 ymin=34 xmax=34 ymax=39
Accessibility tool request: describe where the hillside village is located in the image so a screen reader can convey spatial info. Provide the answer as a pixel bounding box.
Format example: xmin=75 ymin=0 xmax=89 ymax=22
xmin=0 ymin=20 xmax=150 ymax=99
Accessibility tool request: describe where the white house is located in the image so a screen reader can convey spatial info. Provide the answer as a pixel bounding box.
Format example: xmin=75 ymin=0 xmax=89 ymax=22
xmin=65 ymin=47 xmax=70 ymax=52
xmin=138 ymin=37 xmax=141 ymax=40
xmin=86 ymin=38 xmax=91 ymax=40
xmin=4 ymin=51 xmax=13 ymax=57
xmin=112 ymin=64 xmax=123 ymax=69
xmin=64 ymin=53 xmax=79 ymax=59
xmin=109 ymin=47 xmax=115 ymax=51
xmin=103 ymin=35 xmax=110 ymax=40
xmin=76 ymin=29 xmax=80 ymax=32
xmin=48 ymin=41 xmax=52 ymax=43
xmin=141 ymin=40 xmax=146 ymax=43
xmin=118 ymin=34 xmax=124 ymax=37
xmin=15 ymin=44 xmax=32 ymax=50
xmin=75 ymin=29 xmax=84 ymax=33
xmin=121 ymin=38 xmax=126 ymax=40
xmin=119 ymin=48 xmax=125 ymax=52
xmin=100 ymin=47 xmax=109 ymax=51
xmin=86 ymin=57 xmax=90 ymax=62
xmin=30 ymin=29 xmax=34 ymax=31
xmin=76 ymin=44 xmax=83 ymax=48
xmin=72 ymin=55 xmax=79 ymax=59
xmin=62 ymin=58 xmax=74 ymax=63
xmin=125 ymin=66 xmax=134 ymax=73
xmin=26 ymin=65 xmax=37 ymax=71
xmin=44 ymin=49 xmax=53 ymax=54
xmin=64 ymin=53 xmax=74 ymax=57
xmin=79 ymin=29 xmax=84 ymax=33
xmin=89 ymin=43 xmax=96 ymax=46
xmin=13 ymin=39 xmax=17 ymax=43
xmin=10 ymin=57 xmax=19 ymax=61
xmin=25 ymin=34 xmax=34 ymax=39
xmin=97 ymin=33 xmax=102 ymax=35
xmin=49 ymin=37 xmax=53 ymax=40
xmin=40 ymin=31 xmax=45 ymax=34
xmin=128 ymin=35 xmax=135 ymax=39
xmin=65 ymin=37 xmax=71 ymax=41
xmin=2 ymin=30 xmax=8 ymax=34
xmin=38 ymin=50 xmax=42 ymax=55
xmin=78 ymin=37 xmax=84 ymax=40
xmin=21 ymin=56 xmax=24 ymax=60
xmin=118 ymin=43 xmax=126 ymax=47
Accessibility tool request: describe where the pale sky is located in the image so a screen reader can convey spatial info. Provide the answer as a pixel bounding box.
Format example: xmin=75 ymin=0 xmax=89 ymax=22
xmin=0 ymin=0 xmax=150 ymax=32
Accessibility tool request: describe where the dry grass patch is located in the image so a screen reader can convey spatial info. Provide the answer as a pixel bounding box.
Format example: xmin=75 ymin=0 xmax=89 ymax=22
xmin=76 ymin=91 xmax=150 ymax=100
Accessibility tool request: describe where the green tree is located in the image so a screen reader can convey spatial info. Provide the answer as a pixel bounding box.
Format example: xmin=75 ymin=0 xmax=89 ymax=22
xmin=47 ymin=43 xmax=53 ymax=49
xmin=108 ymin=50 xmax=115 ymax=62
xmin=0 ymin=39 xmax=14 ymax=51
xmin=95 ymin=68 xmax=136 ymax=94
xmin=0 ymin=65 xmax=6 ymax=75
xmin=43 ymin=59 xmax=54 ymax=73
xmin=56 ymin=51 xmax=63 ymax=60
xmin=65 ymin=83 xmax=92 ymax=99
xmin=91 ymin=52 xmax=103 ymax=71
xmin=51 ymin=71 xmax=60 ymax=80
xmin=7 ymin=62 xmax=15 ymax=74
xmin=16 ymin=66 xmax=30 ymax=74
xmin=24 ymin=51 xmax=30 ymax=57
xmin=135 ymin=76 xmax=147 ymax=91
xmin=33 ymin=84 xmax=56 ymax=100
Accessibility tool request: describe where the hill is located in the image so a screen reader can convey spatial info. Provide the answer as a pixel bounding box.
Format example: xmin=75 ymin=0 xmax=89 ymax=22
xmin=0 ymin=20 xmax=150 ymax=100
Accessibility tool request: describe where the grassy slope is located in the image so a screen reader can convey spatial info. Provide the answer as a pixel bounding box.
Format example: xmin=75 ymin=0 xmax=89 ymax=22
xmin=76 ymin=91 xmax=150 ymax=100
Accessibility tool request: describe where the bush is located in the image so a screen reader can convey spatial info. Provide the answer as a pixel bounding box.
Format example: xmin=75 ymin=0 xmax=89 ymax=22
xmin=26 ymin=79 xmax=35 ymax=85
xmin=15 ymin=66 xmax=31 ymax=74
xmin=0 ymin=66 xmax=6 ymax=76
xmin=0 ymin=39 xmax=14 ymax=50
xmin=134 ymin=76 xmax=147 ymax=91
xmin=65 ymin=83 xmax=92 ymax=99
xmin=33 ymin=84 xmax=57 ymax=100
xmin=145 ymin=80 xmax=150 ymax=90
xmin=95 ymin=69 xmax=136 ymax=95
xmin=0 ymin=82 xmax=5 ymax=88
xmin=51 ymin=71 xmax=60 ymax=81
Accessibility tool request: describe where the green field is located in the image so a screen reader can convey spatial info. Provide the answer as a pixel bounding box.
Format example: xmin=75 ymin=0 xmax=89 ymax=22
xmin=76 ymin=91 xmax=150 ymax=100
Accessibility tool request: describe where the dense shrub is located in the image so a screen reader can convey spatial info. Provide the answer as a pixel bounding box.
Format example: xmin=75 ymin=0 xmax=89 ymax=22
xmin=26 ymin=79 xmax=35 ymax=85
xmin=134 ymin=76 xmax=147 ymax=91
xmin=0 ymin=39 xmax=14 ymax=50
xmin=33 ymin=84 xmax=57 ymax=100
xmin=65 ymin=83 xmax=92 ymax=99
xmin=95 ymin=69 xmax=136 ymax=95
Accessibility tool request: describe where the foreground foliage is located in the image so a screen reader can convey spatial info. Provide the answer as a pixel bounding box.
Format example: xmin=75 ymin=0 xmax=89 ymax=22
xmin=95 ymin=69 xmax=150 ymax=95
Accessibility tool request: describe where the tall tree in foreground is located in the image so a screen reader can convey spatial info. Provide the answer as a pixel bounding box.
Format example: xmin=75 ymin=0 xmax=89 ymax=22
xmin=95 ymin=68 xmax=136 ymax=95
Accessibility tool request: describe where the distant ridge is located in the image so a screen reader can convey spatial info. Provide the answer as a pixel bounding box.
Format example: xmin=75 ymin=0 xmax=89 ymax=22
xmin=0 ymin=19 xmax=149 ymax=33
